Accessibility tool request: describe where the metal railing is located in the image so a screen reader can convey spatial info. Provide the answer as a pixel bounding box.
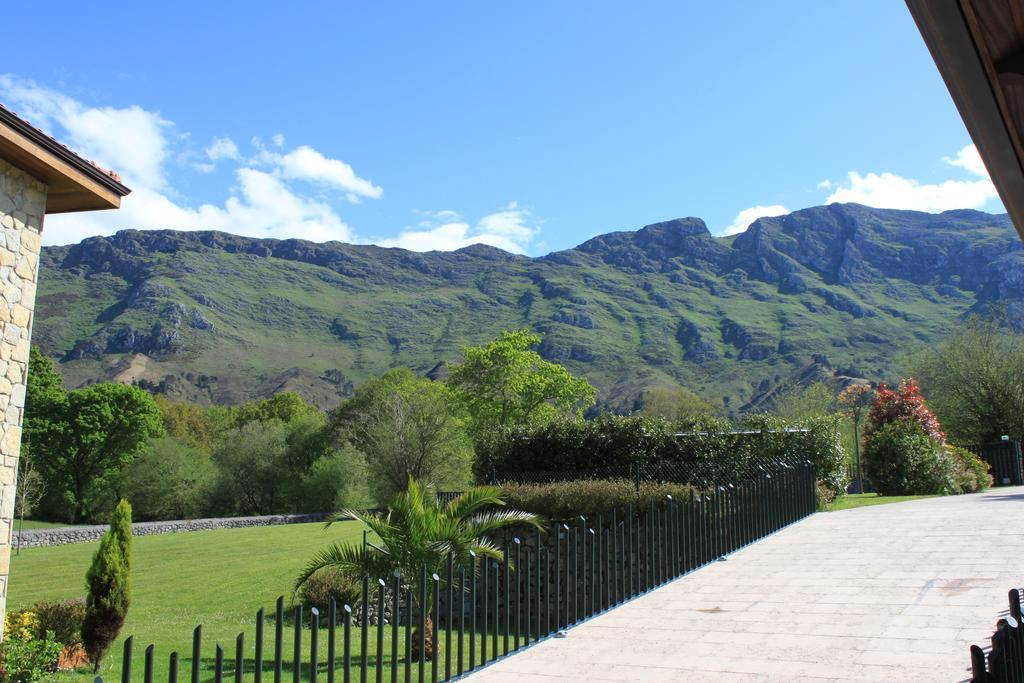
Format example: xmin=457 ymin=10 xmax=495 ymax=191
xmin=970 ymin=588 xmax=1024 ymax=682
xmin=966 ymin=442 xmax=1024 ymax=487
xmin=102 ymin=462 xmax=816 ymax=682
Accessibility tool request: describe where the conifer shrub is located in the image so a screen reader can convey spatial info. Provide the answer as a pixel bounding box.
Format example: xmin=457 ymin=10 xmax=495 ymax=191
xmin=82 ymin=500 xmax=132 ymax=671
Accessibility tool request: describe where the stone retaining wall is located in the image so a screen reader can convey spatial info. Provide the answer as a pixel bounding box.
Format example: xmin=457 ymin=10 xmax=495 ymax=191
xmin=14 ymin=512 xmax=330 ymax=548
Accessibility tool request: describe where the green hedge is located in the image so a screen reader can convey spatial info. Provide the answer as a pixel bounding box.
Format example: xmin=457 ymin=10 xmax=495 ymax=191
xmin=476 ymin=413 xmax=848 ymax=494
xmin=499 ymin=479 xmax=697 ymax=522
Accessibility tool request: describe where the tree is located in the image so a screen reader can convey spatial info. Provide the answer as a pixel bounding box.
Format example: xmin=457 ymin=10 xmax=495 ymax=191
xmin=36 ymin=384 xmax=164 ymax=523
xmin=333 ymin=369 xmax=472 ymax=502
xmin=447 ymin=329 xmax=596 ymax=439
xmin=866 ymin=378 xmax=945 ymax=443
xmin=122 ymin=437 xmax=216 ymax=521
xmin=18 ymin=347 xmax=66 ymax=533
xmin=13 ymin=464 xmax=43 ymax=553
xmin=296 ymin=478 xmax=543 ymax=659
xmin=636 ymin=386 xmax=721 ymax=423
xmin=153 ymin=396 xmax=222 ymax=453
xmin=25 ymin=347 xmax=64 ymax=417
xmin=82 ymin=500 xmax=132 ymax=671
xmin=211 ymin=421 xmax=291 ymax=515
xmin=233 ymin=392 xmax=319 ymax=428
xmin=862 ymin=378 xmax=950 ymax=495
xmin=838 ymin=383 xmax=874 ymax=494
xmin=772 ymin=382 xmax=835 ymax=420
xmin=906 ymin=317 xmax=1024 ymax=443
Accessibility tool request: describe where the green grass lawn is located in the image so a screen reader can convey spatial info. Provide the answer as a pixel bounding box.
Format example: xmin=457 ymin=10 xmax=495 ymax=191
xmin=827 ymin=492 xmax=940 ymax=511
xmin=9 ymin=520 xmax=505 ymax=679
xmin=9 ymin=520 xmax=499 ymax=682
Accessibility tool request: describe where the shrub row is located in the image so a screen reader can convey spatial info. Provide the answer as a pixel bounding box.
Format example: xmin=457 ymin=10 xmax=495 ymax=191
xmin=498 ymin=478 xmax=698 ymax=522
xmin=476 ymin=413 xmax=847 ymax=494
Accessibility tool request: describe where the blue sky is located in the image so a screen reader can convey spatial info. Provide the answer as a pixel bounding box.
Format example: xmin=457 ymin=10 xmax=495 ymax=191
xmin=1 ymin=2 xmax=1003 ymax=251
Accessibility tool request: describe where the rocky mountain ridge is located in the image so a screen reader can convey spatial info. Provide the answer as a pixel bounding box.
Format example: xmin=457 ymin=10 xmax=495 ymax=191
xmin=33 ymin=203 xmax=1023 ymax=412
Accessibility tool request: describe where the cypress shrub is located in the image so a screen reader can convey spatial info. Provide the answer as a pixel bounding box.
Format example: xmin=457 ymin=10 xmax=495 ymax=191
xmin=82 ymin=500 xmax=132 ymax=671
xmin=109 ymin=499 xmax=133 ymax=571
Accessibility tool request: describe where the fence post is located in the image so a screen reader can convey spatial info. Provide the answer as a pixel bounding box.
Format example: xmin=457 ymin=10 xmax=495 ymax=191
xmin=420 ymin=565 xmax=428 ymax=683
xmin=343 ymin=605 xmax=352 ymax=683
xmin=327 ymin=602 xmax=335 ymax=683
xmin=469 ymin=551 xmax=477 ymax=671
xmin=121 ymin=636 xmax=133 ymax=683
xmin=481 ymin=557 xmax=489 ymax=666
xmin=144 ymin=643 xmax=154 ymax=683
xmin=255 ymin=608 xmax=264 ymax=683
xmin=274 ymin=598 xmax=283 ymax=683
xmin=458 ymin=564 xmax=466 ymax=677
xmin=970 ymin=644 xmax=989 ymax=682
xmin=514 ymin=538 xmax=522 ymax=650
xmin=375 ymin=580 xmax=385 ymax=683
xmin=432 ymin=573 xmax=440 ymax=683
xmin=236 ymin=633 xmax=245 ymax=683
xmin=404 ymin=585 xmax=413 ymax=683
xmin=192 ymin=625 xmax=202 ymax=683
xmin=446 ymin=556 xmax=454 ymax=681
xmin=391 ymin=573 xmax=400 ymax=683
xmin=293 ymin=605 xmax=302 ymax=683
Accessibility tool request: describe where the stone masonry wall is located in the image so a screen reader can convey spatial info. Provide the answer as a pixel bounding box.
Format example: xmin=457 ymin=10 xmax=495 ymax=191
xmin=14 ymin=512 xmax=330 ymax=549
xmin=0 ymin=158 xmax=46 ymax=635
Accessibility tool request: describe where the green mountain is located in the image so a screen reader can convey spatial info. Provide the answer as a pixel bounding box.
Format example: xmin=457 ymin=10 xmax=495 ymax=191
xmin=33 ymin=203 xmax=1024 ymax=413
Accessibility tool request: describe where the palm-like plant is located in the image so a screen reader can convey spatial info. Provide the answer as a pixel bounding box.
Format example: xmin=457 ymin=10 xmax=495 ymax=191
xmin=295 ymin=477 xmax=544 ymax=658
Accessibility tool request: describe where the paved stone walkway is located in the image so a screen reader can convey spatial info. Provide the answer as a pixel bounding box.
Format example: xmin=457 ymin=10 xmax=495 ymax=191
xmin=468 ymin=488 xmax=1024 ymax=682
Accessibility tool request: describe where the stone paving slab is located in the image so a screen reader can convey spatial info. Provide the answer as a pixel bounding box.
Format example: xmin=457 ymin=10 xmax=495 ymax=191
xmin=468 ymin=488 xmax=1024 ymax=682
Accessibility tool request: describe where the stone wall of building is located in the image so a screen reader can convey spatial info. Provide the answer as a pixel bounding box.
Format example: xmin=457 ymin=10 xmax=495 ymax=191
xmin=0 ymin=158 xmax=46 ymax=631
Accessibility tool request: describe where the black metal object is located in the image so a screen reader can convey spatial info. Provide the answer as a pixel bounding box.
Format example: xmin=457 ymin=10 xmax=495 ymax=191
xmin=969 ymin=587 xmax=1024 ymax=682
xmin=967 ymin=441 xmax=1024 ymax=487
xmin=104 ymin=462 xmax=815 ymax=682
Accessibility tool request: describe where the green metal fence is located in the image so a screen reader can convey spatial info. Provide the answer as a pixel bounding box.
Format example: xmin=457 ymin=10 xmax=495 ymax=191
xmin=101 ymin=462 xmax=816 ymax=683
xmin=970 ymin=587 xmax=1024 ymax=682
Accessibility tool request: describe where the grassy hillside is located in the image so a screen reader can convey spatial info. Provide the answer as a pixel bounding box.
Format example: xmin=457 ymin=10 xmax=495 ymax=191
xmin=33 ymin=203 xmax=1023 ymax=412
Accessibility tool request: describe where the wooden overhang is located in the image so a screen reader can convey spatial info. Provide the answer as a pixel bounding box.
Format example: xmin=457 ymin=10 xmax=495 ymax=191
xmin=906 ymin=0 xmax=1024 ymax=241
xmin=0 ymin=104 xmax=131 ymax=215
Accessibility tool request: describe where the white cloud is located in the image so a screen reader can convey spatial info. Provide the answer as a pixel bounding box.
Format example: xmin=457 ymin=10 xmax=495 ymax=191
xmin=825 ymin=172 xmax=997 ymax=212
xmin=0 ymin=74 xmax=171 ymax=190
xmin=816 ymin=179 xmax=832 ymax=190
xmin=380 ymin=203 xmax=539 ymax=254
xmin=205 ymin=136 xmax=239 ymax=161
xmin=270 ymin=145 xmax=383 ymax=202
xmin=0 ymin=75 xmax=380 ymax=246
xmin=42 ymin=169 xmax=354 ymax=246
xmin=0 ymin=75 xmax=545 ymax=252
xmin=719 ymin=204 xmax=790 ymax=236
xmin=823 ymin=144 xmax=1000 ymax=212
xmin=944 ymin=144 xmax=990 ymax=179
